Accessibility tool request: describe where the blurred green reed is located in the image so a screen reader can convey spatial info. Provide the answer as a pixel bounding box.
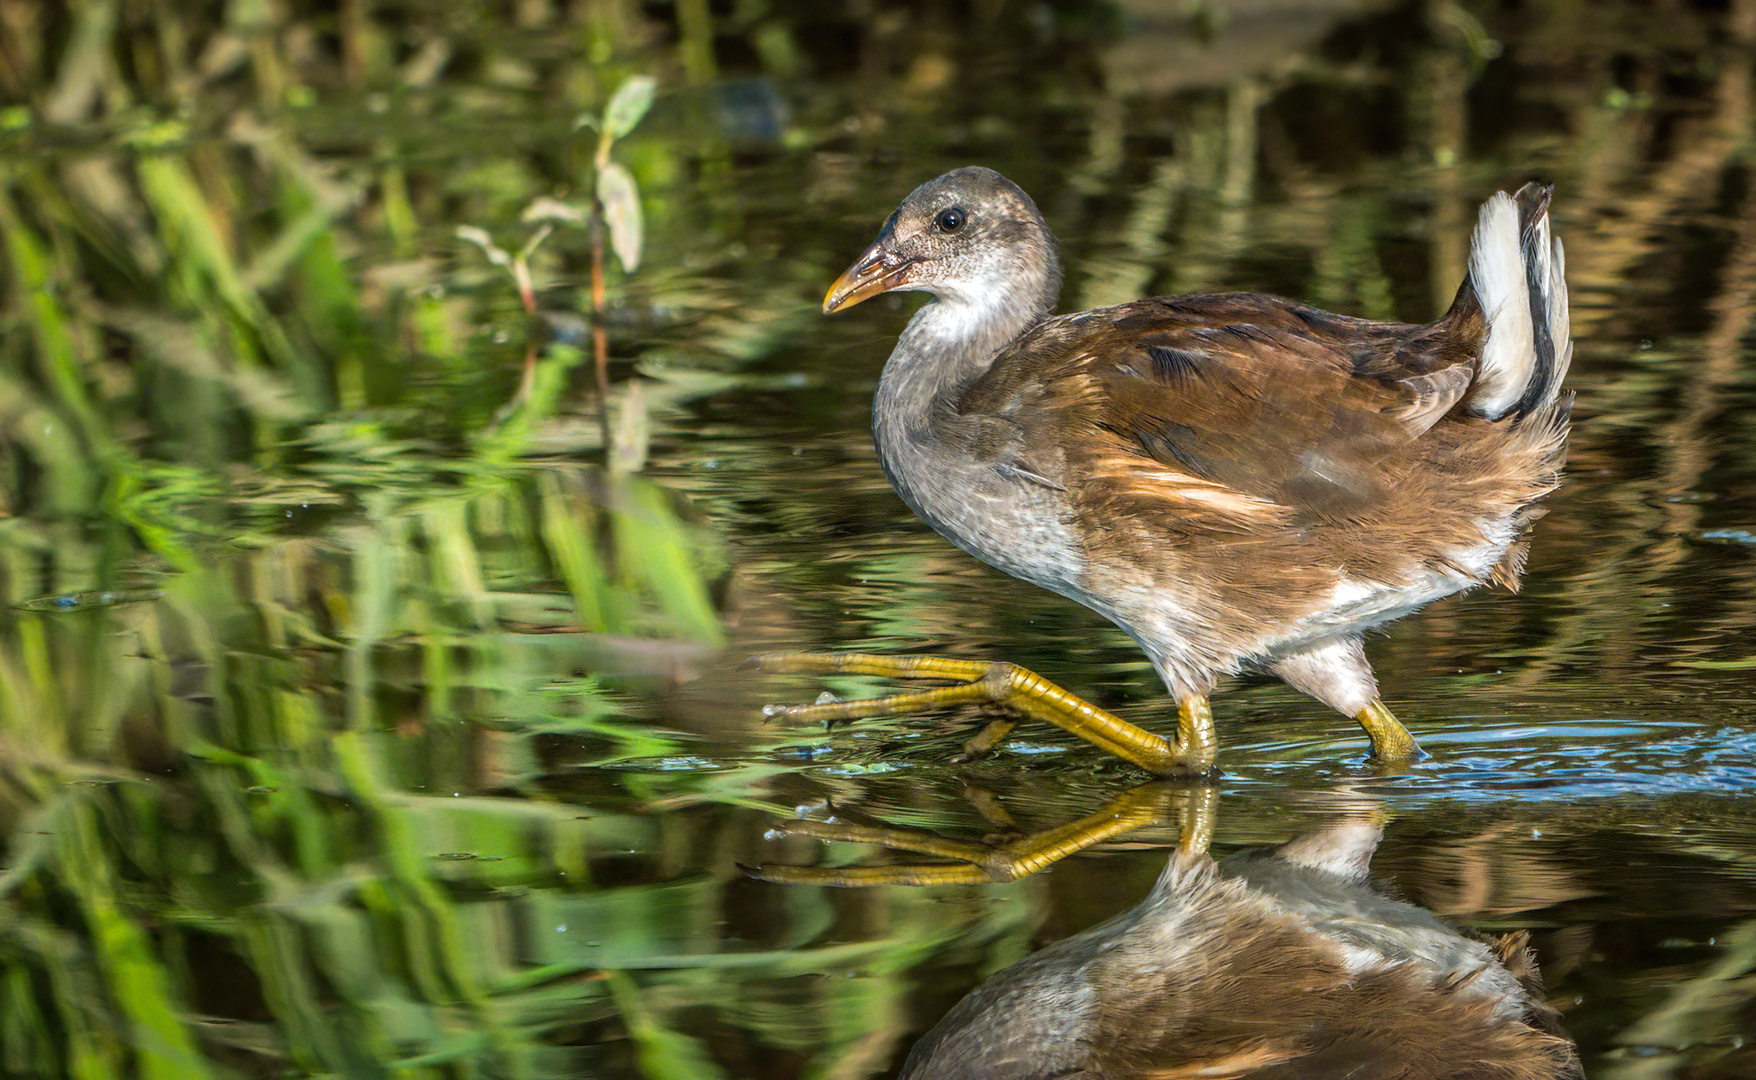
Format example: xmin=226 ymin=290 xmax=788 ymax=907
xmin=0 ymin=0 xmax=1068 ymax=1072
xmin=0 ymin=4 xmax=838 ymax=1077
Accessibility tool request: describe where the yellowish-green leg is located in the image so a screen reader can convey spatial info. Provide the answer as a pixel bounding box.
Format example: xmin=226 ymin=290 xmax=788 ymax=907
xmin=1354 ymin=698 xmax=1425 ymax=763
xmin=1176 ymin=696 xmax=1218 ymax=775
xmin=754 ymin=652 xmax=1217 ymax=776
xmin=954 ymin=715 xmax=1018 ymax=763
xmin=745 ymin=781 xmax=1204 ymax=887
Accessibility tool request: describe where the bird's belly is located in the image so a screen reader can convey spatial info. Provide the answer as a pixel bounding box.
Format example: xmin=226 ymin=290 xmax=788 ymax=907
xmin=1064 ymin=519 xmax=1518 ymax=693
xmin=1281 ymin=530 xmax=1514 ymax=647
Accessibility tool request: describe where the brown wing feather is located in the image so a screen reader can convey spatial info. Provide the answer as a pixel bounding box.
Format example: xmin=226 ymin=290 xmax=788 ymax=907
xmin=958 ymin=293 xmax=1482 ymax=529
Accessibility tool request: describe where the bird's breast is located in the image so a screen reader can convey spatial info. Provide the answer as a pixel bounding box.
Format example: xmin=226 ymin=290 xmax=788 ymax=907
xmin=875 ymin=416 xmax=1088 ymax=600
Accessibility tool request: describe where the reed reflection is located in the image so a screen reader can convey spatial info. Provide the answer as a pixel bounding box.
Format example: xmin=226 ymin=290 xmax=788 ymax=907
xmin=755 ymin=786 xmax=1581 ymax=1079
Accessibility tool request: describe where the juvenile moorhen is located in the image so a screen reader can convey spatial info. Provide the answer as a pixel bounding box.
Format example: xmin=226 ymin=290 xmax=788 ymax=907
xmin=762 ymin=167 xmax=1570 ymax=774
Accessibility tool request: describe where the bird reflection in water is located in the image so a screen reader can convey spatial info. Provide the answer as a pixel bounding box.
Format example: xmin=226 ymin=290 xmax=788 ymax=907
xmin=752 ymin=787 xmax=1582 ymax=1079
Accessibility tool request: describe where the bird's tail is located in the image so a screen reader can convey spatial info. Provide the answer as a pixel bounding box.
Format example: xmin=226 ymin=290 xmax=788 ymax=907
xmin=1450 ymin=183 xmax=1572 ymax=420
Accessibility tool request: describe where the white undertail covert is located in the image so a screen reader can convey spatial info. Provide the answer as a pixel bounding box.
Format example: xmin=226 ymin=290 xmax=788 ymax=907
xmin=1465 ymin=190 xmax=1571 ymax=420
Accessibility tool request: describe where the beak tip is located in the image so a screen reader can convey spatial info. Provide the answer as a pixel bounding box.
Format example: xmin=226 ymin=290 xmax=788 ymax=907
xmin=822 ymin=278 xmax=857 ymax=314
xmin=823 ymin=251 xmax=902 ymax=315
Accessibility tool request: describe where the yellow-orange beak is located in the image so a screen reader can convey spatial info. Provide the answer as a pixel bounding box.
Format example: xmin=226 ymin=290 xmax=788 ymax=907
xmin=822 ymin=244 xmax=916 ymax=314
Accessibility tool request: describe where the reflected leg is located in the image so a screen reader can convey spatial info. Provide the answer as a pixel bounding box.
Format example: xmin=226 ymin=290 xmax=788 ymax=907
xmin=745 ymin=781 xmax=1213 ymax=887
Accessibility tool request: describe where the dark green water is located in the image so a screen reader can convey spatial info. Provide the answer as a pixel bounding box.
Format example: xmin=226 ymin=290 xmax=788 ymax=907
xmin=1 ymin=2 xmax=1753 ymax=1077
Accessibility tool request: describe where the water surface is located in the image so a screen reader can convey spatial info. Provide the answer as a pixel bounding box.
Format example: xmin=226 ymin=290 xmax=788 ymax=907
xmin=1 ymin=2 xmax=1753 ymax=1077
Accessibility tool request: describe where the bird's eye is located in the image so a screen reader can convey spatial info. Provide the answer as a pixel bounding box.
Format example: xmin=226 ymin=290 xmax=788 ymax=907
xmin=935 ymin=207 xmax=966 ymax=233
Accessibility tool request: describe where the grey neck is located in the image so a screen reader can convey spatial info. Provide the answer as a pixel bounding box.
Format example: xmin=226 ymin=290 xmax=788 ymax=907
xmin=872 ymin=251 xmax=1061 ymax=443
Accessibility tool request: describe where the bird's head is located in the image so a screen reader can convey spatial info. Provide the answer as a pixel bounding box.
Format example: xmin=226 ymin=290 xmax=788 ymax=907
xmin=823 ymin=166 xmax=1061 ymax=321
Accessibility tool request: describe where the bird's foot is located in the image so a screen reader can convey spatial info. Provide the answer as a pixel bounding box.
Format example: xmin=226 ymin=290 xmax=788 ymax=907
xmin=1354 ymin=699 xmax=1428 ymax=765
xmin=750 ymin=651 xmax=1215 ymax=776
xmin=950 ymin=714 xmax=1019 ymax=764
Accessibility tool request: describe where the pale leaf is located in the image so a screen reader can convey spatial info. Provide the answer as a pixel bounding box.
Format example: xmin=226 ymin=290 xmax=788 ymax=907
xmin=597 ymin=162 xmax=642 ymax=273
xmin=456 ymin=226 xmax=511 ymax=268
xmin=608 ymin=380 xmax=650 ymax=474
xmin=522 ymin=196 xmax=586 ymax=225
xmin=603 ymin=75 xmax=657 ymax=140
